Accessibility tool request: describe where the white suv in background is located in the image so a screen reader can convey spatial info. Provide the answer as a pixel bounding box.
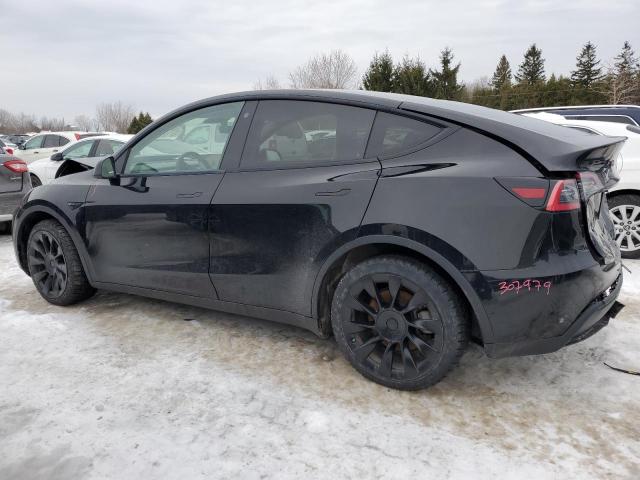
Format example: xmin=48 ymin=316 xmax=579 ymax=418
xmin=16 ymin=132 xmax=100 ymax=163
xmin=29 ymin=134 xmax=132 ymax=186
xmin=524 ymin=112 xmax=640 ymax=258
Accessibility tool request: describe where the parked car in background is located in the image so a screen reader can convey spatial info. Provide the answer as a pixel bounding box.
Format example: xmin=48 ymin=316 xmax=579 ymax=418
xmin=17 ymin=132 xmax=101 ymax=164
xmin=0 ymin=138 xmax=18 ymax=155
xmin=523 ymin=112 xmax=640 ymax=258
xmin=1 ymin=134 xmax=31 ymax=147
xmin=29 ymin=134 xmax=132 ymax=186
xmin=12 ymin=90 xmax=625 ymax=390
xmin=0 ymin=146 xmax=31 ymax=234
xmin=512 ymin=105 xmax=640 ymax=126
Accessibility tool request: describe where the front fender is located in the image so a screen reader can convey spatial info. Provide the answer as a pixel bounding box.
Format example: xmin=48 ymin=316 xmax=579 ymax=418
xmin=13 ymin=187 xmax=94 ymax=283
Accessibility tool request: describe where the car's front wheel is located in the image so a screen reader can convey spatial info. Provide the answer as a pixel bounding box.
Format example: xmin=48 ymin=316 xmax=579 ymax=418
xmin=609 ymin=194 xmax=640 ymax=259
xmin=331 ymin=255 xmax=469 ymax=390
xmin=27 ymin=219 xmax=96 ymax=306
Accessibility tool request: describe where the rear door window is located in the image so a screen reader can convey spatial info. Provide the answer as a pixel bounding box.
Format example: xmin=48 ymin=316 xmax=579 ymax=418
xmin=43 ymin=135 xmax=60 ymax=148
xmin=241 ymin=100 xmax=375 ymax=169
xmin=366 ymin=112 xmax=444 ymax=158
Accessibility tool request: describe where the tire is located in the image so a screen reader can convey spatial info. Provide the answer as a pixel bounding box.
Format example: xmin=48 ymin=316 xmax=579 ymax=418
xmin=30 ymin=174 xmax=42 ymax=187
xmin=27 ymin=219 xmax=96 ymax=306
xmin=331 ymin=255 xmax=469 ymax=390
xmin=609 ymin=193 xmax=640 ymax=259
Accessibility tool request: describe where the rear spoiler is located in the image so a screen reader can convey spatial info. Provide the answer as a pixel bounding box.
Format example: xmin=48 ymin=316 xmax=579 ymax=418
xmin=399 ymin=101 xmax=627 ymax=175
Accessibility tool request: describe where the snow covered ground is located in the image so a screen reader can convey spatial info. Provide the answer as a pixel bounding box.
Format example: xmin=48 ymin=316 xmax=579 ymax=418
xmin=0 ymin=234 xmax=638 ymax=480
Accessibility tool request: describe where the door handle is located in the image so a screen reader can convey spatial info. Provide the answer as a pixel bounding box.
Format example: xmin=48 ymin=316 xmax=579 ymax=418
xmin=315 ymin=188 xmax=351 ymax=197
xmin=52 ymin=149 xmax=58 ymax=152
xmin=177 ymin=192 xmax=202 ymax=198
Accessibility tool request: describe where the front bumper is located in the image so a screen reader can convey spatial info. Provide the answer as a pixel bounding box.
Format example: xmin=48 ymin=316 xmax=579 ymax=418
xmin=484 ymin=273 xmax=623 ymax=358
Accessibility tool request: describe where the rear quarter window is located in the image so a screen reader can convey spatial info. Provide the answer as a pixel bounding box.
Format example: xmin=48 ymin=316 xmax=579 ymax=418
xmin=365 ymin=112 xmax=444 ymax=158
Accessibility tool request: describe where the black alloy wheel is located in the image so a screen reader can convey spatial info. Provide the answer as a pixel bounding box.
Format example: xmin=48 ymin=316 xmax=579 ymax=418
xmin=28 ymin=230 xmax=68 ymax=298
xmin=332 ymin=256 xmax=468 ymax=390
xmin=27 ymin=219 xmax=96 ymax=305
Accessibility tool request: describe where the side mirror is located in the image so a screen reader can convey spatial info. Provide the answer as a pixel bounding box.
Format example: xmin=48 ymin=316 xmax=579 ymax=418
xmin=19 ymin=144 xmax=26 ymax=150
xmin=94 ymin=156 xmax=118 ymax=179
xmin=51 ymin=152 xmax=63 ymax=161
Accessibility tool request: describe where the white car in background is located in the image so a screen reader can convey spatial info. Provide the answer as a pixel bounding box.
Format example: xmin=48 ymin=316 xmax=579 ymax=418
xmin=523 ymin=112 xmax=640 ymax=258
xmin=16 ymin=131 xmax=101 ymax=164
xmin=29 ymin=134 xmax=132 ymax=186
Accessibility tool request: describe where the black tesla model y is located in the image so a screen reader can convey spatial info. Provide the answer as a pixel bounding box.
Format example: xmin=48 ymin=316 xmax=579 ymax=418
xmin=13 ymin=90 xmax=625 ymax=390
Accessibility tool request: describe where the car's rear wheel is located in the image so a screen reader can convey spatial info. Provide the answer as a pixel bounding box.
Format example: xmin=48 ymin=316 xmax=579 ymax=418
xmin=27 ymin=219 xmax=95 ymax=305
xmin=331 ymin=255 xmax=469 ymax=390
xmin=609 ymin=194 xmax=640 ymax=259
xmin=30 ymin=174 xmax=42 ymax=187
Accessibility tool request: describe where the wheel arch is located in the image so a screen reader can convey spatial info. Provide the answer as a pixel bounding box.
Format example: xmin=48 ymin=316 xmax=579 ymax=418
xmin=15 ymin=205 xmax=95 ymax=283
xmin=311 ymin=235 xmax=493 ymax=344
xmin=608 ymin=188 xmax=640 ymax=199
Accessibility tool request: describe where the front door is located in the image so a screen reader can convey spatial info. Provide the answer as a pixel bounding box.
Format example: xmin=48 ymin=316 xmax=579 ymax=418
xmin=81 ymin=101 xmax=246 ymax=297
xmin=209 ymin=100 xmax=380 ymax=315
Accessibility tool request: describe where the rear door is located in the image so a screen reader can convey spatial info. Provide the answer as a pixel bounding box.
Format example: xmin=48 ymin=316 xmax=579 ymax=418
xmin=81 ymin=101 xmax=246 ymax=297
xmin=209 ymin=100 xmax=379 ymax=315
xmin=39 ymin=134 xmax=68 ymax=160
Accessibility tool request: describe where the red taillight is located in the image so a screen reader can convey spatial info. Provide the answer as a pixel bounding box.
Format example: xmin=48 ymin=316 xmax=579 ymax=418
xmin=2 ymin=159 xmax=28 ymax=173
xmin=511 ymin=187 xmax=546 ymax=199
xmin=74 ymin=133 xmax=81 ymax=140
xmin=5 ymin=147 xmax=13 ymax=155
xmin=545 ymin=179 xmax=580 ymax=212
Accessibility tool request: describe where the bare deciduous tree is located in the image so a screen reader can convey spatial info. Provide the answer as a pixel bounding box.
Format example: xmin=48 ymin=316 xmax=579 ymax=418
xmin=598 ymin=64 xmax=639 ymax=104
xmin=253 ymin=75 xmax=282 ymax=90
xmin=74 ymin=114 xmax=94 ymax=132
xmin=95 ymin=101 xmax=135 ymax=133
xmin=39 ymin=116 xmax=67 ymax=131
xmin=289 ymin=50 xmax=358 ymax=89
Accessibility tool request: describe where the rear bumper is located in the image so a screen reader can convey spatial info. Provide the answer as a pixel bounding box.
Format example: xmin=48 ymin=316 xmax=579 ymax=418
xmin=484 ymin=273 xmax=623 ymax=358
xmin=0 ymin=172 xmax=31 ymax=221
xmin=0 ymin=191 xmax=25 ymax=220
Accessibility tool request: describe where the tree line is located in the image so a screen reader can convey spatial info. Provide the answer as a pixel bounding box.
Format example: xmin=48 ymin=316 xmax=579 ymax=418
xmin=0 ymin=103 xmax=153 ymax=135
xmin=256 ymin=42 xmax=640 ymax=110
xmin=363 ymin=41 xmax=640 ymax=109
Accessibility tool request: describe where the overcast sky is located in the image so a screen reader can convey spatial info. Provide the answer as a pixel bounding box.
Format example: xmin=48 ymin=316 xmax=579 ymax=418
xmin=1 ymin=0 xmax=638 ymax=121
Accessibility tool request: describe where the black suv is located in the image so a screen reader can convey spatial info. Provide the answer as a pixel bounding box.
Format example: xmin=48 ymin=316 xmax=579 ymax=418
xmin=12 ymin=91 xmax=624 ymax=390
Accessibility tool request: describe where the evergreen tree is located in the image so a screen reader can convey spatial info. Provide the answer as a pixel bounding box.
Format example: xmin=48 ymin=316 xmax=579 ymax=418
xmin=431 ymin=47 xmax=463 ymax=100
xmin=602 ymin=41 xmax=640 ymax=104
xmin=362 ymin=50 xmax=394 ymax=92
xmin=491 ymin=55 xmax=512 ymax=91
xmin=614 ymin=41 xmax=639 ymax=76
xmin=515 ymin=44 xmax=546 ymax=84
xmin=127 ymin=112 xmax=153 ymax=134
xmin=391 ymin=56 xmax=433 ymax=97
xmin=571 ymin=42 xmax=603 ymax=88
